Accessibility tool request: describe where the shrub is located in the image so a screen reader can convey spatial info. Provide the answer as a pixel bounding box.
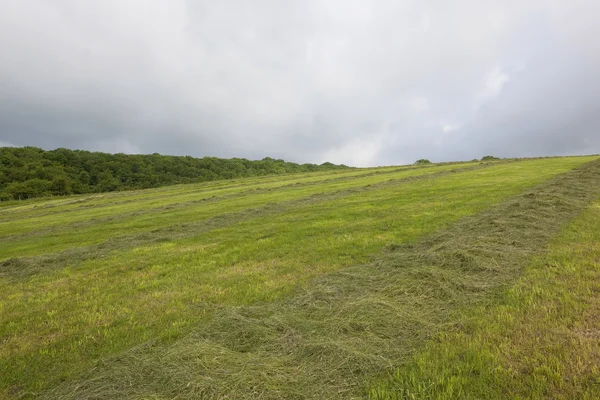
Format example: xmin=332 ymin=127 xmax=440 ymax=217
xmin=414 ymin=159 xmax=432 ymax=165
xmin=481 ymin=155 xmax=500 ymax=161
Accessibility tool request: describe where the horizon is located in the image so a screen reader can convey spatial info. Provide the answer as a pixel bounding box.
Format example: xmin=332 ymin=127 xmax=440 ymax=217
xmin=2 ymin=144 xmax=599 ymax=169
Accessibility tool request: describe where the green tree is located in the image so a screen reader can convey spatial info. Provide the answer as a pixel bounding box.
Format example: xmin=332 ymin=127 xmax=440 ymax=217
xmin=0 ymin=146 xmax=351 ymax=200
xmin=481 ymin=155 xmax=500 ymax=161
xmin=414 ymin=159 xmax=432 ymax=165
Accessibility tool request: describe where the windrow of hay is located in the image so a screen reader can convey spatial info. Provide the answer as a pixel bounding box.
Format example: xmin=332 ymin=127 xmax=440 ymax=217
xmin=0 ymin=160 xmax=485 ymax=220
xmin=43 ymin=159 xmax=600 ymax=400
xmin=0 ymin=162 xmax=419 ymax=234
xmin=1 ymin=161 xmax=498 ymax=282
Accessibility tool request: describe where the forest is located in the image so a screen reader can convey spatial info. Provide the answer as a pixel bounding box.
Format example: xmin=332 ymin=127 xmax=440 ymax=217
xmin=0 ymin=146 xmax=349 ymax=200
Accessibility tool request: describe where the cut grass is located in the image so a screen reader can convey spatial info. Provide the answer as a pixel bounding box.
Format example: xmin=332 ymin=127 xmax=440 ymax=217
xmin=0 ymin=163 xmax=402 ymax=222
xmin=36 ymin=158 xmax=600 ymax=400
xmin=3 ymin=158 xmax=592 ymax=275
xmin=0 ymin=161 xmax=481 ymax=258
xmin=368 ymin=200 xmax=600 ymax=400
xmin=0 ymin=156 xmax=597 ymax=398
xmin=0 ymin=161 xmax=493 ymax=282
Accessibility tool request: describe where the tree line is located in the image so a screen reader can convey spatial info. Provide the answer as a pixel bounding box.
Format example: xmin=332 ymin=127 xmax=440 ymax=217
xmin=0 ymin=147 xmax=350 ymax=200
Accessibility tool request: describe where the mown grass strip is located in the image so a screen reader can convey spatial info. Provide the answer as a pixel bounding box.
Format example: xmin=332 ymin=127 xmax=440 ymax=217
xmin=0 ymin=166 xmax=364 ymax=214
xmin=0 ymin=163 xmax=446 ymax=242
xmin=0 ymin=162 xmax=422 ymax=226
xmin=0 ymin=162 xmax=482 ymax=258
xmin=0 ymin=161 xmax=490 ymax=271
xmin=0 ymin=164 xmax=394 ymax=221
xmin=0 ymin=159 xmax=481 ymax=218
xmin=32 ymin=158 xmax=600 ymax=400
xmin=0 ymin=158 xmax=575 ymax=397
xmin=368 ymin=200 xmax=600 ymax=400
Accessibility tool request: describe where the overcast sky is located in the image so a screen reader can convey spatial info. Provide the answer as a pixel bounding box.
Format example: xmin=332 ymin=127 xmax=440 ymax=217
xmin=1 ymin=1 xmax=599 ymax=166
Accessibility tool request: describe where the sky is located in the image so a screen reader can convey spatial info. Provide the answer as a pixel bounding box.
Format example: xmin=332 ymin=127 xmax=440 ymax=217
xmin=1 ymin=1 xmax=599 ymax=167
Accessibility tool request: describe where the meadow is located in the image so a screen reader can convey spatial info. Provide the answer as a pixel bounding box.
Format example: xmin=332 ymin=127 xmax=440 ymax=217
xmin=1 ymin=156 xmax=599 ymax=399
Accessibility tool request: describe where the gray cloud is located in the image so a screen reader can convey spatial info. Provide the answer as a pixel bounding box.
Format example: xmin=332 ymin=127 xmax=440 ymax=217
xmin=1 ymin=0 xmax=599 ymax=166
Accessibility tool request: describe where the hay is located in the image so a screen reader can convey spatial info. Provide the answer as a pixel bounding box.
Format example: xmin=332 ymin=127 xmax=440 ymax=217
xmin=43 ymin=159 xmax=600 ymax=399
xmin=2 ymin=162 xmax=496 ymax=282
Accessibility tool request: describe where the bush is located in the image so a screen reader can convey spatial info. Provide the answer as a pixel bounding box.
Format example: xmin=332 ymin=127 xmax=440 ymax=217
xmin=481 ymin=155 xmax=500 ymax=161
xmin=414 ymin=159 xmax=432 ymax=165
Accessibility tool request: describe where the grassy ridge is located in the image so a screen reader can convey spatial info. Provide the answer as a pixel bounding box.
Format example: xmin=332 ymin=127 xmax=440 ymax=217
xmin=0 ymin=156 xmax=597 ymax=398
xmin=369 ymin=200 xmax=600 ymax=399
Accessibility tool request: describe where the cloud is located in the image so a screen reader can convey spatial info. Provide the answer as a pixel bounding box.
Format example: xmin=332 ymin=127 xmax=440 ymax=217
xmin=440 ymin=123 xmax=458 ymax=133
xmin=324 ymin=135 xmax=384 ymax=167
xmin=0 ymin=0 xmax=599 ymax=166
xmin=480 ymin=67 xmax=510 ymax=101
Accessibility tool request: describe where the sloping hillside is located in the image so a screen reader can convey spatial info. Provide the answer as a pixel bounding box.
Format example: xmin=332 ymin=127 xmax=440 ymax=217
xmin=1 ymin=156 xmax=599 ymax=399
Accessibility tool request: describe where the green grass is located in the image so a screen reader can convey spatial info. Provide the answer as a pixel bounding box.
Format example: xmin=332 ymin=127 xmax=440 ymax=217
xmin=0 ymin=163 xmax=401 ymax=220
xmin=36 ymin=157 xmax=600 ymax=400
xmin=0 ymin=156 xmax=598 ymax=399
xmin=368 ymin=200 xmax=600 ymax=400
xmin=0 ymin=165 xmax=403 ymax=235
xmin=0 ymin=162 xmax=476 ymax=258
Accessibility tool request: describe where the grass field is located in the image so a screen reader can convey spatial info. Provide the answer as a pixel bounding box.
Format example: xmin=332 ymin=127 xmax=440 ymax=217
xmin=368 ymin=199 xmax=600 ymax=400
xmin=1 ymin=156 xmax=600 ymax=399
xmin=368 ymin=184 xmax=600 ymax=399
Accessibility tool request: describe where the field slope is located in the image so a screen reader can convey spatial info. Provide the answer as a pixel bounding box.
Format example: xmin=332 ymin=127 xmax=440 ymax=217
xmin=1 ymin=156 xmax=599 ymax=399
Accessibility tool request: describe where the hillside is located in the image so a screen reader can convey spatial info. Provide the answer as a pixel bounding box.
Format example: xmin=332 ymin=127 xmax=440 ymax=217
xmin=0 ymin=147 xmax=349 ymax=200
xmin=1 ymin=156 xmax=600 ymax=399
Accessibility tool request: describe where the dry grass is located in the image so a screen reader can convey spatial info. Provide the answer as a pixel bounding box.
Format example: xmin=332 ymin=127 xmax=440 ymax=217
xmin=1 ymin=161 xmax=489 ymax=282
xmin=39 ymin=159 xmax=600 ymax=399
xmin=370 ymin=197 xmax=600 ymax=399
